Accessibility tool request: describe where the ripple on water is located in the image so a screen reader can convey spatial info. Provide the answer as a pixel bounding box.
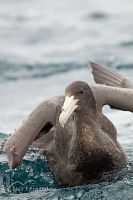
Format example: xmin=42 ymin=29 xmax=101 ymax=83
xmin=0 ymin=60 xmax=85 ymax=82
xmin=89 ymin=12 xmax=109 ymax=20
xmin=120 ymin=40 xmax=133 ymax=47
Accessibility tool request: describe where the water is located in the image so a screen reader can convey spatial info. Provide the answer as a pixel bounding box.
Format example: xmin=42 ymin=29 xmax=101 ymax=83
xmin=0 ymin=0 xmax=133 ymax=199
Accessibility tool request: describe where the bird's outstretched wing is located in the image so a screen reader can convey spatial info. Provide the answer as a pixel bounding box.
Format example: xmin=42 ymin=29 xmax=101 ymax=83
xmin=90 ymin=61 xmax=133 ymax=89
xmin=91 ymin=84 xmax=133 ymax=112
xmin=90 ymin=62 xmax=133 ymax=112
xmin=4 ymin=96 xmax=64 ymax=168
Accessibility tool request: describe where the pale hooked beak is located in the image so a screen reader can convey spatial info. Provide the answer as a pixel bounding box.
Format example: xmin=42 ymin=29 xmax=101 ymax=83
xmin=59 ymin=95 xmax=78 ymax=128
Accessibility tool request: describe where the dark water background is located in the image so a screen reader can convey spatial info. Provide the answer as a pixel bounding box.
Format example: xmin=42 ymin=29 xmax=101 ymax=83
xmin=0 ymin=0 xmax=133 ymax=199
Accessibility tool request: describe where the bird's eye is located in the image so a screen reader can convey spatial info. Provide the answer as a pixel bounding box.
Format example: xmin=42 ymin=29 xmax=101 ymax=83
xmin=78 ymin=90 xmax=84 ymax=95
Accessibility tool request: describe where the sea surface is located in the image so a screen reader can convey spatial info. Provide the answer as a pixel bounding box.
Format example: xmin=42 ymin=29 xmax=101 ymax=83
xmin=0 ymin=0 xmax=133 ymax=199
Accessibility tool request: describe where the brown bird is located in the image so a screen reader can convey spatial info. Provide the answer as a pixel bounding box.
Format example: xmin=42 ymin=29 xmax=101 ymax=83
xmin=4 ymin=62 xmax=133 ymax=187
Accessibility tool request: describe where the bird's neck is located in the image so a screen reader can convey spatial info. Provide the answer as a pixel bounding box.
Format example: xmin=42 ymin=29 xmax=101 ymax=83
xmin=77 ymin=105 xmax=98 ymax=128
xmin=75 ymin=106 xmax=103 ymax=150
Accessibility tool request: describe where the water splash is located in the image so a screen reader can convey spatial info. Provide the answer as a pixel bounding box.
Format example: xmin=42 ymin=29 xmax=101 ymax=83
xmin=1 ymin=144 xmax=133 ymax=200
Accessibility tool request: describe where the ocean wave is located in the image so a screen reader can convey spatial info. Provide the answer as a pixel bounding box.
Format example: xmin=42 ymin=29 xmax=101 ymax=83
xmin=0 ymin=57 xmax=133 ymax=82
xmin=0 ymin=59 xmax=85 ymax=82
